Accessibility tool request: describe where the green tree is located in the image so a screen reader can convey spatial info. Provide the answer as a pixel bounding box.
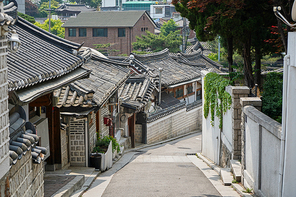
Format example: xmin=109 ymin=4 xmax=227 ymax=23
xmin=18 ymin=12 xmax=36 ymax=23
xmin=66 ymin=0 xmax=101 ymax=8
xmin=38 ymin=0 xmax=59 ymax=17
xmin=34 ymin=18 xmax=65 ymax=38
xmin=160 ymin=19 xmax=178 ymax=36
xmin=132 ymin=30 xmax=182 ymax=53
xmin=173 ymin=0 xmax=277 ymax=88
xmin=93 ymin=43 xmax=119 ymax=56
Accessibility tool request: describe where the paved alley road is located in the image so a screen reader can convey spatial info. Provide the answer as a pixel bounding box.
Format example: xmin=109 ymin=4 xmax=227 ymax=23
xmin=95 ymin=132 xmax=222 ymax=197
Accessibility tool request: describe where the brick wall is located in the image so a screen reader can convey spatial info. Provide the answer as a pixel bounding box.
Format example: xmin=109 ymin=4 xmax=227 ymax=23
xmin=147 ymin=105 xmax=202 ymax=144
xmin=9 ymin=151 xmax=44 ymax=197
xmin=64 ymin=13 xmax=155 ymax=55
xmin=60 ymin=128 xmax=68 ymax=168
xmin=69 ymin=118 xmax=86 ymax=166
xmin=0 ymin=35 xmax=10 ymax=181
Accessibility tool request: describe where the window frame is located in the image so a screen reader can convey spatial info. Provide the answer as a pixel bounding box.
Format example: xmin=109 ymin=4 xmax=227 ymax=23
xmin=118 ymin=28 xmax=126 ymax=37
xmin=93 ymin=28 xmax=108 ymax=37
xmin=68 ymin=28 xmax=76 ymax=37
xmin=79 ymin=28 xmax=87 ymax=37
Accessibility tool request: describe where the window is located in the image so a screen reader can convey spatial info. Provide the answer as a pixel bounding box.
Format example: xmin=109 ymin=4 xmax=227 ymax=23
xmin=155 ymin=7 xmax=163 ymax=14
xmin=169 ymin=91 xmax=174 ymax=97
xmin=141 ymin=27 xmax=148 ymax=32
xmin=68 ymin=28 xmax=76 ymax=37
xmin=79 ymin=28 xmax=87 ymax=37
xmin=196 ymin=90 xmax=201 ymax=100
xmin=176 ymin=88 xmax=183 ymax=98
xmin=187 ymin=85 xmax=193 ymax=94
xmin=118 ymin=28 xmax=126 ymax=37
xmin=93 ymin=28 xmax=108 ymax=37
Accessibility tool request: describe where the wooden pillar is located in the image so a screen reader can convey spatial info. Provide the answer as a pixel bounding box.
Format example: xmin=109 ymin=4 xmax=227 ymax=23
xmin=128 ymin=114 xmax=135 ymax=148
xmin=46 ymin=101 xmax=54 ymax=165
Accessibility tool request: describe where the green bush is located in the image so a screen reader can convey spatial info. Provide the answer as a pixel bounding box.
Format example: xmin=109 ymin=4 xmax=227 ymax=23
xmin=93 ymin=135 xmax=120 ymax=153
xmin=262 ymin=72 xmax=283 ymax=123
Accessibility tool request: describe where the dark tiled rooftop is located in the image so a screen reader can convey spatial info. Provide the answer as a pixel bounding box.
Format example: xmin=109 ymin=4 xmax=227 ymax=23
xmin=8 ymin=17 xmax=85 ymax=91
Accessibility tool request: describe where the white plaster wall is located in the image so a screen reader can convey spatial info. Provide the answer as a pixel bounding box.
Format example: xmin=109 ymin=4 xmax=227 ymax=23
xmin=245 ymin=117 xmax=259 ymax=189
xmin=201 ymin=74 xmax=220 ymax=164
xmin=261 ymin=126 xmax=281 ymax=197
xmin=187 ymin=95 xmax=195 ymax=104
xmin=282 ymin=32 xmax=296 ymax=197
xmin=150 ymin=5 xmax=165 ymax=18
xmin=222 ymin=103 xmax=232 ymax=152
xmin=102 ymin=0 xmax=116 ymax=7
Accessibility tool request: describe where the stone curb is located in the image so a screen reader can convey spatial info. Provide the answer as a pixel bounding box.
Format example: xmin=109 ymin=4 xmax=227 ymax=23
xmin=197 ymin=153 xmax=254 ymax=197
xmin=71 ymin=171 xmax=100 ymax=197
xmin=52 ymin=175 xmax=84 ymax=197
xmin=232 ymin=183 xmax=254 ymax=197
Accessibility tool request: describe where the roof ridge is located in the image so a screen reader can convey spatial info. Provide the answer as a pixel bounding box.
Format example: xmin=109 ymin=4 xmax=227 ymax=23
xmin=17 ymin=17 xmax=81 ymax=51
xmin=91 ymin=54 xmax=130 ymax=66
xmin=132 ymin=48 xmax=169 ymax=58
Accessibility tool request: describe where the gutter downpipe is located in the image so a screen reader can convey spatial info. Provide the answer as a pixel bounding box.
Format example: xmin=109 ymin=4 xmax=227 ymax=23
xmin=278 ymin=54 xmax=289 ymax=197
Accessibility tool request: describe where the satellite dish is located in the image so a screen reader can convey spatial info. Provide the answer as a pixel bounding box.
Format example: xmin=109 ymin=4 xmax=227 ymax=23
xmin=292 ymin=0 xmax=296 ymax=22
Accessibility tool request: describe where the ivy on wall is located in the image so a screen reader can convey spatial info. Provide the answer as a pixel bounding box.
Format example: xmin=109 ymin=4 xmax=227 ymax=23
xmin=204 ymin=73 xmax=232 ymax=128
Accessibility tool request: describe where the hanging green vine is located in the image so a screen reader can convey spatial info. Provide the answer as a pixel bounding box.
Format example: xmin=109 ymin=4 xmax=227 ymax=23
xmin=204 ymin=72 xmax=232 ymax=128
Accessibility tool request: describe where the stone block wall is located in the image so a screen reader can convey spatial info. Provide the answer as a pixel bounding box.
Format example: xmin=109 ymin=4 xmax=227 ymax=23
xmin=69 ymin=118 xmax=86 ymax=166
xmin=0 ymin=35 xmax=10 ymax=181
xmin=225 ymin=86 xmax=250 ymax=160
xmin=147 ymin=105 xmax=202 ymax=144
xmin=9 ymin=151 xmax=44 ymax=197
xmin=135 ymin=124 xmax=142 ymax=143
xmin=60 ymin=128 xmax=68 ymax=168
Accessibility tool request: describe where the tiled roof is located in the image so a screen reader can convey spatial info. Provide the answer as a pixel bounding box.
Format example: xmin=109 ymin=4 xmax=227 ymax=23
xmin=179 ymin=50 xmax=228 ymax=73
xmin=9 ymin=106 xmax=47 ymax=165
xmin=132 ymin=49 xmax=202 ymax=86
xmin=73 ymin=55 xmax=131 ymax=107
xmin=118 ymin=75 xmax=156 ymax=111
xmin=55 ymin=4 xmax=96 ymax=12
xmin=8 ymin=17 xmax=85 ymax=91
xmin=62 ymin=11 xmax=156 ymax=28
xmin=54 ymin=85 xmax=96 ymax=108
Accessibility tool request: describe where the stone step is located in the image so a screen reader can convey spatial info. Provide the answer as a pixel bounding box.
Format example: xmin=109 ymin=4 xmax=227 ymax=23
xmin=221 ymin=168 xmax=233 ymax=186
xmin=232 ymin=183 xmax=254 ymax=197
xmin=230 ymin=160 xmax=242 ymax=182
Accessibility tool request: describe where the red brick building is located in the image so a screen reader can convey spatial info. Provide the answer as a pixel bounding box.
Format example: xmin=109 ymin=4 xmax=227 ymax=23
xmin=63 ymin=11 xmax=156 ymax=55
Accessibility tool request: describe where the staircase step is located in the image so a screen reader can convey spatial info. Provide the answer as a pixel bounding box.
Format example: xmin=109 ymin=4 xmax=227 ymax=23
xmin=230 ymin=160 xmax=242 ymax=182
xmin=221 ymin=168 xmax=233 ymax=186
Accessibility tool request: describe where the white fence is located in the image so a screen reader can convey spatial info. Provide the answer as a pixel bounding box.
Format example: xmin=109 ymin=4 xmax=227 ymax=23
xmin=242 ymin=105 xmax=282 ymax=197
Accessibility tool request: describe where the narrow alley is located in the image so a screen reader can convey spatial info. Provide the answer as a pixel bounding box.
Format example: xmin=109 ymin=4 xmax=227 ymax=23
xmin=82 ymin=132 xmax=238 ymax=197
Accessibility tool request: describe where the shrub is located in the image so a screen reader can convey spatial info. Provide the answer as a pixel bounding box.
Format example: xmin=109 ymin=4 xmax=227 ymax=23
xmin=93 ymin=135 xmax=120 ymax=153
xmin=262 ymin=72 xmax=283 ymax=123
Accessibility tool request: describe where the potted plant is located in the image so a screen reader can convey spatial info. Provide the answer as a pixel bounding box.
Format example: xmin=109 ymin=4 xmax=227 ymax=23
xmin=91 ymin=135 xmax=120 ymax=171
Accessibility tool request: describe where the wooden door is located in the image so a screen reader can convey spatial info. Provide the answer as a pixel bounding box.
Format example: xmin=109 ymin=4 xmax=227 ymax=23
xmin=128 ymin=114 xmax=135 ymax=148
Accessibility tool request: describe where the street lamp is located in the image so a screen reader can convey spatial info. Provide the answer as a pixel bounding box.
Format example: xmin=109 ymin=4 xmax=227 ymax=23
xmin=8 ymin=30 xmax=21 ymax=53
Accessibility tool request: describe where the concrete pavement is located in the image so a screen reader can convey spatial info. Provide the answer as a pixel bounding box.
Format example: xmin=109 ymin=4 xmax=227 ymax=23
xmin=81 ymin=132 xmax=240 ymax=197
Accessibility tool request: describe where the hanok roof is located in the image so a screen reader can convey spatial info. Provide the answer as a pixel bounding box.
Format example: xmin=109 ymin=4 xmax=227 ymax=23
xmin=71 ymin=55 xmax=131 ymax=107
xmin=55 ymin=4 xmax=96 ymax=13
xmin=132 ymin=49 xmax=202 ymax=87
xmin=118 ymin=75 xmax=156 ymax=111
xmin=54 ymin=84 xmax=96 ymax=108
xmin=62 ymin=11 xmax=156 ymax=28
xmin=8 ymin=17 xmax=87 ymax=92
xmin=174 ymin=50 xmax=228 ymax=73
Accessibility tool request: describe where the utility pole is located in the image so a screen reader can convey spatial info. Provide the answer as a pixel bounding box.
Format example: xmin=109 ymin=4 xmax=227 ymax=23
xmin=182 ymin=17 xmax=186 ymax=53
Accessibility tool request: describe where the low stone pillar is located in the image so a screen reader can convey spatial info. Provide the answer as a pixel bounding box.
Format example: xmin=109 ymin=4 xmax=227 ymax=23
xmin=225 ymin=86 xmax=250 ymax=160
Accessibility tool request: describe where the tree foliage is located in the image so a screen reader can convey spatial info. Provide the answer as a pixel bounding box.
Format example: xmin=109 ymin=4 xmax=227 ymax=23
xmin=160 ymin=19 xmax=178 ymax=36
xmin=132 ymin=30 xmax=182 ymax=53
xmin=132 ymin=20 xmax=182 ymax=53
xmin=172 ymin=0 xmax=277 ymax=88
xmin=66 ymin=0 xmax=101 ymax=8
xmin=262 ymin=72 xmax=283 ymax=123
xmin=34 ymin=18 xmax=65 ymax=38
xmin=25 ymin=0 xmax=39 ymax=17
xmin=18 ymin=12 xmax=36 ymax=23
xmin=93 ymin=43 xmax=119 ymax=56
xmin=37 ymin=0 xmax=59 ymax=17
